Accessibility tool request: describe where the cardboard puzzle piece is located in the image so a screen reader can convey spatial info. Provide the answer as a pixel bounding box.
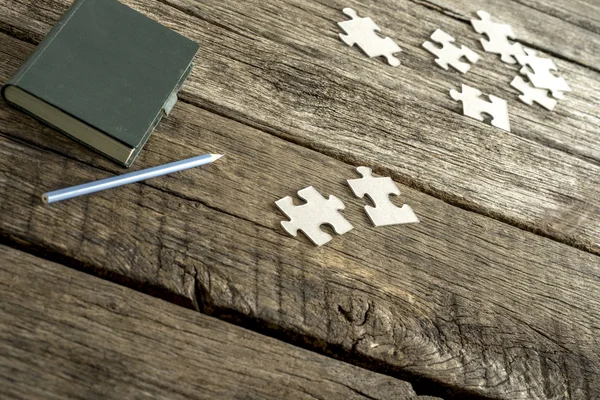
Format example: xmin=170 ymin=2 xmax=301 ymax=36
xmin=511 ymin=76 xmax=557 ymax=111
xmin=338 ymin=8 xmax=402 ymax=66
xmin=515 ymin=48 xmax=571 ymax=99
xmin=422 ymin=29 xmax=480 ymax=74
xmin=275 ymin=186 xmax=353 ymax=246
xmin=450 ymin=84 xmax=511 ymax=132
xmin=347 ymin=167 xmax=419 ymax=227
xmin=471 ymin=10 xmax=525 ymax=64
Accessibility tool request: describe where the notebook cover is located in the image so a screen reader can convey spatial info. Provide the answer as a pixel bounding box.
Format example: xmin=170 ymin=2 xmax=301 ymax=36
xmin=1 ymin=0 xmax=199 ymax=166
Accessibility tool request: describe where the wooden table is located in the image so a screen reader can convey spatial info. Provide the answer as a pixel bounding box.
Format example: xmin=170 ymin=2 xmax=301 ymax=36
xmin=1 ymin=0 xmax=599 ymax=398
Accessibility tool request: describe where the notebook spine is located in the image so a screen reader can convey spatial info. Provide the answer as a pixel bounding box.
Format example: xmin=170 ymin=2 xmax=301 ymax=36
xmin=1 ymin=0 xmax=89 ymax=100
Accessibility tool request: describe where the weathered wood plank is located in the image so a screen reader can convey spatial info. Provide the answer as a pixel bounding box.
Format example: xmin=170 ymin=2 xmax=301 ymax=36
xmin=418 ymin=0 xmax=600 ymax=69
xmin=0 ymin=244 xmax=437 ymax=400
xmin=1 ymin=81 xmax=600 ymax=399
xmin=3 ymin=0 xmax=599 ymax=253
xmin=511 ymin=0 xmax=600 ymax=35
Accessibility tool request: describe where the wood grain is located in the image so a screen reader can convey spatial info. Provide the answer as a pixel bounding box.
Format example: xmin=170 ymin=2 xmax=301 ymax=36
xmin=3 ymin=0 xmax=598 ymax=254
xmin=1 ymin=1 xmax=600 ymax=399
xmin=418 ymin=0 xmax=600 ymax=69
xmin=1 ymin=78 xmax=599 ymax=399
xmin=511 ymin=0 xmax=600 ymax=35
xmin=0 ymin=244 xmax=440 ymax=400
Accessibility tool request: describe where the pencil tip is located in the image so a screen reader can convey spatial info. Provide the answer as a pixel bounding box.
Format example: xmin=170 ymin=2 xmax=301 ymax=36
xmin=211 ymin=154 xmax=224 ymax=161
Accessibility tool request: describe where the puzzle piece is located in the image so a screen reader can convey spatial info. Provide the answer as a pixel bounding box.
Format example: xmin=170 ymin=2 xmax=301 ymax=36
xmin=347 ymin=167 xmax=419 ymax=227
xmin=450 ymin=84 xmax=511 ymax=132
xmin=275 ymin=186 xmax=353 ymax=246
xmin=511 ymin=76 xmax=557 ymax=111
xmin=471 ymin=10 xmax=525 ymax=64
xmin=515 ymin=48 xmax=571 ymax=99
xmin=422 ymin=29 xmax=480 ymax=74
xmin=338 ymin=8 xmax=402 ymax=66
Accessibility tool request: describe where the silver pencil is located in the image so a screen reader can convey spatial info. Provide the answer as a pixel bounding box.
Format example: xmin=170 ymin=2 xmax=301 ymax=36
xmin=42 ymin=153 xmax=224 ymax=204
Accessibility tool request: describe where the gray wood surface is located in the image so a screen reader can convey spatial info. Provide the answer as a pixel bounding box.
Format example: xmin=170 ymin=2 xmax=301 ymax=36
xmin=2 ymin=50 xmax=600 ymax=398
xmin=0 ymin=244 xmax=439 ymax=400
xmin=1 ymin=0 xmax=599 ymax=399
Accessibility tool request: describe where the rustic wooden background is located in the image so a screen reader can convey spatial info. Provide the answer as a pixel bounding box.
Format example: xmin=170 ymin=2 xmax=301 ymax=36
xmin=1 ymin=0 xmax=599 ymax=399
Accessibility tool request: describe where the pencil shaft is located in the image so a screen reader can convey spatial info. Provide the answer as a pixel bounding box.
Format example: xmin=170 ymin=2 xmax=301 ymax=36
xmin=43 ymin=154 xmax=222 ymax=204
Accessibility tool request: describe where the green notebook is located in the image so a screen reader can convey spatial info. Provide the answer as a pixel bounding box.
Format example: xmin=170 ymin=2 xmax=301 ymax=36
xmin=1 ymin=0 xmax=199 ymax=167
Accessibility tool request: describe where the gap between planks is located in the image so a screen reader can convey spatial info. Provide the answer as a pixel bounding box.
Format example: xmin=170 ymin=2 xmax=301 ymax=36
xmin=0 ymin=222 xmax=484 ymax=400
xmin=0 ymin=244 xmax=446 ymax=400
